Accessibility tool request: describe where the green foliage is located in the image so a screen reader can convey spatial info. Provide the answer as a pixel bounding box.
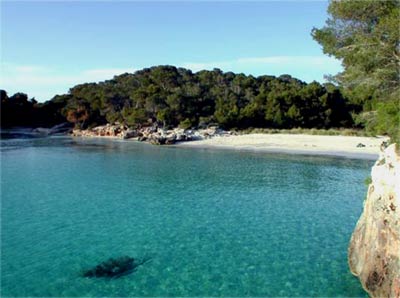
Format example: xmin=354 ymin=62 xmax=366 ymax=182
xmin=178 ymin=118 xmax=193 ymax=130
xmin=312 ymin=0 xmax=400 ymax=142
xmin=241 ymin=127 xmax=371 ymax=137
xmin=374 ymin=99 xmax=400 ymax=141
xmin=1 ymin=65 xmax=362 ymax=131
xmin=122 ymin=107 xmax=147 ymax=127
xmin=0 ymin=90 xmax=68 ymax=127
xmin=364 ymin=176 xmax=372 ymax=186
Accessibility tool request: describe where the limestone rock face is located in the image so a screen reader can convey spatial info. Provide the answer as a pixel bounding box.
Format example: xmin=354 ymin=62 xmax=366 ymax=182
xmin=349 ymin=143 xmax=400 ymax=297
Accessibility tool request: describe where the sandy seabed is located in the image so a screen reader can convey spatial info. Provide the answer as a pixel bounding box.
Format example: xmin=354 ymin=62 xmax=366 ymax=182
xmin=177 ymin=133 xmax=389 ymax=160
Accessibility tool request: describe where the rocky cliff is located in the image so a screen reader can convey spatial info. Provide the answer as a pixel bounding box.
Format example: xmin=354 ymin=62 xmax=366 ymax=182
xmin=349 ymin=143 xmax=400 ymax=297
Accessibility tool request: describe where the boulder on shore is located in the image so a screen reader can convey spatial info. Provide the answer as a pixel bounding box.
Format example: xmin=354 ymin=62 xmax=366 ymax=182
xmin=71 ymin=123 xmax=232 ymax=145
xmin=123 ymin=129 xmax=138 ymax=139
xmin=72 ymin=124 xmax=127 ymax=138
xmin=348 ymin=143 xmax=400 ymax=297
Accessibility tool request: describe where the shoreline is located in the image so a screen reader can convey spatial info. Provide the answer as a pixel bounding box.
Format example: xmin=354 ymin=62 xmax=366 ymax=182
xmin=46 ymin=124 xmax=386 ymax=160
xmin=174 ymin=133 xmax=388 ymax=160
xmin=69 ymin=132 xmax=388 ymax=160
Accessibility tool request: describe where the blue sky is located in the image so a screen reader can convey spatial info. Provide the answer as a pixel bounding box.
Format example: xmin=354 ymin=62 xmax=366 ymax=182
xmin=1 ymin=1 xmax=342 ymax=102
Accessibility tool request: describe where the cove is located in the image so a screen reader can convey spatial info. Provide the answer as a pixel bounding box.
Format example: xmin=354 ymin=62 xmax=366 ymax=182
xmin=1 ymin=136 xmax=371 ymax=297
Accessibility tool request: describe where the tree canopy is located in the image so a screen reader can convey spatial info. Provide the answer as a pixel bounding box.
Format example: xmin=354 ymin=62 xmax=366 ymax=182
xmin=312 ymin=0 xmax=400 ymax=141
xmin=1 ymin=66 xmax=358 ymax=130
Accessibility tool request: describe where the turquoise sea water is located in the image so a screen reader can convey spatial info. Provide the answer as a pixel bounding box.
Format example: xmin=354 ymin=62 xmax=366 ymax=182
xmin=1 ymin=136 xmax=371 ymax=297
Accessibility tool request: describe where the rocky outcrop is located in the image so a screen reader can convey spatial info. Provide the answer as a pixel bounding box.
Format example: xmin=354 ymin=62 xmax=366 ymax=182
xmin=123 ymin=129 xmax=138 ymax=140
xmin=348 ymin=143 xmax=400 ymax=297
xmin=71 ymin=124 xmax=233 ymax=145
xmin=72 ymin=123 xmax=127 ymax=138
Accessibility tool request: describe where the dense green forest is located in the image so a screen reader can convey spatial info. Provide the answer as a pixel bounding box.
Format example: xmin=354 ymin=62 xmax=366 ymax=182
xmin=1 ymin=90 xmax=67 ymax=128
xmin=1 ymin=67 xmax=359 ymax=130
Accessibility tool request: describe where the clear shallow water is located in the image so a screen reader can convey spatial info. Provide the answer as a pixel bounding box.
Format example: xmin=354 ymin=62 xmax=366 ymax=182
xmin=1 ymin=137 xmax=371 ymax=297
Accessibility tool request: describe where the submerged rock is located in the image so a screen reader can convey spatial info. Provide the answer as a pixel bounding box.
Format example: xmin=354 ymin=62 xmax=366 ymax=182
xmin=348 ymin=143 xmax=400 ymax=297
xmin=82 ymin=256 xmax=150 ymax=278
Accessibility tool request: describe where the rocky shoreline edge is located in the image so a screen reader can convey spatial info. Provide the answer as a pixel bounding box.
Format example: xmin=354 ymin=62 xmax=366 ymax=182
xmin=348 ymin=143 xmax=400 ymax=297
xmin=71 ymin=123 xmax=234 ymax=145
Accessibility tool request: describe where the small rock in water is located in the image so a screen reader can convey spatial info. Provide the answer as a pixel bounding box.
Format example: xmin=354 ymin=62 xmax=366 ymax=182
xmin=82 ymin=256 xmax=150 ymax=278
xmin=357 ymin=143 xmax=366 ymax=148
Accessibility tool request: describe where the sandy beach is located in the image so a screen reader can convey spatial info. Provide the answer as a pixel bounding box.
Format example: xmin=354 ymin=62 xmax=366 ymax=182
xmin=177 ymin=133 xmax=389 ymax=160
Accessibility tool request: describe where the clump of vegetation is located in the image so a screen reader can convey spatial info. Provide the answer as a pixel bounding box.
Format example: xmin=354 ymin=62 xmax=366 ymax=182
xmin=364 ymin=176 xmax=372 ymax=186
xmin=179 ymin=118 xmax=193 ymax=130
xmin=1 ymin=66 xmax=360 ymax=131
xmin=0 ymin=90 xmax=67 ymax=128
xmin=240 ymin=127 xmax=372 ymax=137
xmin=312 ymin=0 xmax=399 ymax=143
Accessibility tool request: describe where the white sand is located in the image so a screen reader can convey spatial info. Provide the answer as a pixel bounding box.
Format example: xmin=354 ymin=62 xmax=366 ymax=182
xmin=177 ymin=133 xmax=389 ymax=160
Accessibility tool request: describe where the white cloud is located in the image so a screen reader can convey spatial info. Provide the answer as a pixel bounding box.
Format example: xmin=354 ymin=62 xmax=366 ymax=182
xmin=1 ymin=56 xmax=342 ymax=102
xmin=182 ymin=62 xmax=231 ymax=72
xmin=183 ymin=55 xmax=341 ymax=71
xmin=181 ymin=55 xmax=342 ymax=83
xmin=0 ymin=63 xmax=135 ymax=102
xmin=237 ymin=56 xmax=293 ymax=64
xmin=13 ymin=65 xmax=49 ymax=73
xmin=81 ymin=68 xmax=134 ymax=81
xmin=236 ymin=56 xmax=339 ymax=66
